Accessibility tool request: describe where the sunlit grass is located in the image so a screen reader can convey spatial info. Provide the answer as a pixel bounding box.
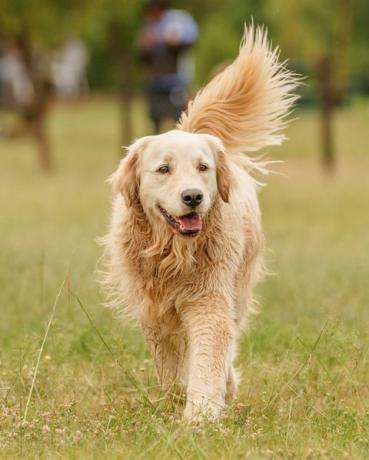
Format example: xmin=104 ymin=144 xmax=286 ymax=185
xmin=0 ymin=98 xmax=369 ymax=459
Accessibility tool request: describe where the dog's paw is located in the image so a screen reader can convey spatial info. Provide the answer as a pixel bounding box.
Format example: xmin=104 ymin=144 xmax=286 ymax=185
xmin=183 ymin=396 xmax=223 ymax=422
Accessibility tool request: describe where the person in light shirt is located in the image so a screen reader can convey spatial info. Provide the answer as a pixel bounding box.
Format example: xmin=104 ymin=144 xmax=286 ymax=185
xmin=138 ymin=0 xmax=198 ymax=133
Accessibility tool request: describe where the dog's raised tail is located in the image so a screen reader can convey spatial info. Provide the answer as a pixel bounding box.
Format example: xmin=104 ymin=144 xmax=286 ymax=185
xmin=178 ymin=25 xmax=298 ymax=154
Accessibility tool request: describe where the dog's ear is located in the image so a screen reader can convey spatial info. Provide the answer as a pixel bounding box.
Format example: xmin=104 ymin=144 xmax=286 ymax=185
xmin=216 ymin=149 xmax=231 ymax=203
xmin=109 ymin=137 xmax=152 ymax=207
xmin=203 ymin=134 xmax=231 ymax=203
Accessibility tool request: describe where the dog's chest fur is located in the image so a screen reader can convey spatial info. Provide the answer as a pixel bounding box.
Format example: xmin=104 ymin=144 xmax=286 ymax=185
xmin=119 ymin=199 xmax=243 ymax=315
xmin=110 ymin=196 xmax=262 ymax=322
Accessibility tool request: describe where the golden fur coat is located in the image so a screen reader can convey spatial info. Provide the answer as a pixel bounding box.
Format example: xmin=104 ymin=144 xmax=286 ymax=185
xmin=101 ymin=25 xmax=297 ymax=420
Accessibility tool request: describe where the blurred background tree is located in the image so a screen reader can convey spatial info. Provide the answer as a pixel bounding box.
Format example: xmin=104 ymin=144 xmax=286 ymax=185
xmin=84 ymin=0 xmax=143 ymax=147
xmin=0 ymin=0 xmax=91 ymax=170
xmin=261 ymin=0 xmax=354 ymax=172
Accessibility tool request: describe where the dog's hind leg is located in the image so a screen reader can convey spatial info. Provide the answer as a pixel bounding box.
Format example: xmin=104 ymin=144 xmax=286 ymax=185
xmin=225 ymin=365 xmax=239 ymax=403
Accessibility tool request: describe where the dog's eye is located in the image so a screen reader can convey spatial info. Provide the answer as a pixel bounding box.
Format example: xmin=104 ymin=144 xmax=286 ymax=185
xmin=157 ymin=165 xmax=170 ymax=174
xmin=199 ymin=163 xmax=209 ymax=172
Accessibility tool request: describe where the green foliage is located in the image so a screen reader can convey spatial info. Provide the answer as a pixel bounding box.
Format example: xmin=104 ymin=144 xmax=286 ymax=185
xmin=84 ymin=0 xmax=145 ymax=89
xmin=1 ymin=0 xmax=368 ymax=95
xmin=0 ymin=0 xmax=92 ymax=46
xmin=194 ymin=14 xmax=239 ymax=84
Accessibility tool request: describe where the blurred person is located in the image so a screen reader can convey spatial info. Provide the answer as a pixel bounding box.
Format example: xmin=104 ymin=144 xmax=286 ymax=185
xmin=52 ymin=38 xmax=89 ymax=99
xmin=0 ymin=39 xmax=34 ymax=139
xmin=0 ymin=40 xmax=34 ymax=109
xmin=138 ymin=0 xmax=198 ymax=133
xmin=0 ymin=38 xmax=53 ymax=169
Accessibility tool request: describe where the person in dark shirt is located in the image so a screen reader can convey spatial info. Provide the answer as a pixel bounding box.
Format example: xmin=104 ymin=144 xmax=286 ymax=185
xmin=138 ymin=0 xmax=198 ymax=133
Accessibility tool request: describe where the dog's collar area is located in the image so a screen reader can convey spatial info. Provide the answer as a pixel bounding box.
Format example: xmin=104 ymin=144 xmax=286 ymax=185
xmin=158 ymin=205 xmax=202 ymax=237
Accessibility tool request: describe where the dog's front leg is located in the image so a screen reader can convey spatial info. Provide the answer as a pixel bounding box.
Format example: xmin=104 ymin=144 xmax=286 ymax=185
xmin=181 ymin=298 xmax=234 ymax=421
xmin=141 ymin=322 xmax=182 ymax=393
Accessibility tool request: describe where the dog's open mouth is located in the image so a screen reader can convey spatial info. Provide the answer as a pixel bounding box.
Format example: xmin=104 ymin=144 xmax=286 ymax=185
xmin=158 ymin=206 xmax=202 ymax=237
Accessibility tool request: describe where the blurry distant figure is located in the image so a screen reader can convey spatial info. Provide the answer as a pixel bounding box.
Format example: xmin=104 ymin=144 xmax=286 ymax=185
xmin=0 ymin=39 xmax=53 ymax=169
xmin=138 ymin=0 xmax=198 ymax=133
xmin=0 ymin=41 xmax=34 ymax=109
xmin=0 ymin=35 xmax=88 ymax=170
xmin=52 ymin=38 xmax=89 ymax=98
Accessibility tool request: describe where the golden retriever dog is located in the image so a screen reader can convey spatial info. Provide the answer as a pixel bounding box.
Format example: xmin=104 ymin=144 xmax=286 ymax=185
xmin=102 ymin=26 xmax=297 ymax=421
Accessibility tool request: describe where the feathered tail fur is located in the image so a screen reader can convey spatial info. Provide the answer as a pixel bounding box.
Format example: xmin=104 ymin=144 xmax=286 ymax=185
xmin=178 ymin=25 xmax=298 ymax=154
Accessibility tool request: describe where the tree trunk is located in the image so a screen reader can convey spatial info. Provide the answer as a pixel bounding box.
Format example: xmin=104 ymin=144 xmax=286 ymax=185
xmin=109 ymin=22 xmax=134 ymax=154
xmin=17 ymin=30 xmax=53 ymax=171
xmin=120 ymin=54 xmax=133 ymax=149
xmin=315 ymin=55 xmax=335 ymax=173
xmin=320 ymin=94 xmax=334 ymax=173
xmin=314 ymin=1 xmax=353 ymax=174
xmin=31 ymin=112 xmax=52 ymax=171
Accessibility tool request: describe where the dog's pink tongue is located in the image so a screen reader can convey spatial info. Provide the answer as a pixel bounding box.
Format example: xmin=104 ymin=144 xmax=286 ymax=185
xmin=178 ymin=213 xmax=202 ymax=230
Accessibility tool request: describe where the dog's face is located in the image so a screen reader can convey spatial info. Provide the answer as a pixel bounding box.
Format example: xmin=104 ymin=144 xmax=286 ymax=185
xmin=112 ymin=130 xmax=230 ymax=238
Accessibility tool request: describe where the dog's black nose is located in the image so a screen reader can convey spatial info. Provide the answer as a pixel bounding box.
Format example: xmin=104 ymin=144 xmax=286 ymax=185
xmin=181 ymin=189 xmax=203 ymax=208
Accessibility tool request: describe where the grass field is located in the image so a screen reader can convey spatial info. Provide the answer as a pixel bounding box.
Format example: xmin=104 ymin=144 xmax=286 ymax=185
xmin=1 ymin=97 xmax=369 ymax=459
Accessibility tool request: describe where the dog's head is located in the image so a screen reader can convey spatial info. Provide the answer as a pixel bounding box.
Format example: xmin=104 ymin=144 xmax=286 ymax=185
xmin=110 ymin=130 xmax=231 ymax=238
